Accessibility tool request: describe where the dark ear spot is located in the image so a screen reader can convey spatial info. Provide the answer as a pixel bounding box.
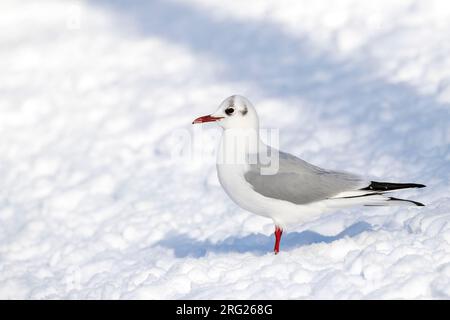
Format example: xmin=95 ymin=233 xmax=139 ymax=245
xmin=241 ymin=105 xmax=248 ymax=116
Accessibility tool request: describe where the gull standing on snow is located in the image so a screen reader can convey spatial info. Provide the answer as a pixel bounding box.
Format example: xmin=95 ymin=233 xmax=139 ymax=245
xmin=192 ymin=95 xmax=426 ymax=254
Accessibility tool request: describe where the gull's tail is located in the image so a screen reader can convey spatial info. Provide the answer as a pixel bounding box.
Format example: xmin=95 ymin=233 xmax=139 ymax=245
xmin=328 ymin=181 xmax=426 ymax=207
xmin=363 ymin=195 xmax=425 ymax=207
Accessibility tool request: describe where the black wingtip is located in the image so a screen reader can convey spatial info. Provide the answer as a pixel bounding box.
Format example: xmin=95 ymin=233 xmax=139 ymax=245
xmin=361 ymin=181 xmax=426 ymax=192
xmin=388 ymin=197 xmax=425 ymax=206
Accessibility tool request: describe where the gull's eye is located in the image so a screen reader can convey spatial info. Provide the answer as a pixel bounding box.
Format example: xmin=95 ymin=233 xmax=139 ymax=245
xmin=225 ymin=108 xmax=234 ymax=116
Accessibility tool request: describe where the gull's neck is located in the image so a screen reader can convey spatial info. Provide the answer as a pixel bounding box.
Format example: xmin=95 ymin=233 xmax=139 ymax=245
xmin=217 ymin=127 xmax=264 ymax=166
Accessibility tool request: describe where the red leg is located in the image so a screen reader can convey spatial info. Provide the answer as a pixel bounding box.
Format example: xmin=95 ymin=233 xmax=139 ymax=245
xmin=274 ymin=226 xmax=283 ymax=254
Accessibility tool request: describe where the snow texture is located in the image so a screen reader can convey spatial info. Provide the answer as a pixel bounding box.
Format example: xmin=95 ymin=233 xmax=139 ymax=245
xmin=1 ymin=0 xmax=450 ymax=299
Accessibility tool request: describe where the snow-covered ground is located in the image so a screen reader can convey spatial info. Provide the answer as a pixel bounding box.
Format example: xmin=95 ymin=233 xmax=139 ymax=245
xmin=1 ymin=0 xmax=450 ymax=299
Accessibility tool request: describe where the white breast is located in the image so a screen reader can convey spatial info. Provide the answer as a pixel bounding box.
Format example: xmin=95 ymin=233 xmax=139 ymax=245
xmin=217 ymin=163 xmax=270 ymax=217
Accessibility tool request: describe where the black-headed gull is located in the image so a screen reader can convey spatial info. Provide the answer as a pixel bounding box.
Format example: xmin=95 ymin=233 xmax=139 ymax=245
xmin=193 ymin=95 xmax=425 ymax=254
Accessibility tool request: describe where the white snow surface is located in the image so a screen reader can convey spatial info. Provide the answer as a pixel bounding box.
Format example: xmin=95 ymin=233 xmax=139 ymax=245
xmin=1 ymin=0 xmax=450 ymax=299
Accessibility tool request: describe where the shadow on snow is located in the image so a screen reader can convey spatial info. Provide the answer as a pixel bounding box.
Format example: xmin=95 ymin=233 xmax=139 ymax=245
xmin=92 ymin=0 xmax=449 ymax=166
xmin=156 ymin=221 xmax=372 ymax=258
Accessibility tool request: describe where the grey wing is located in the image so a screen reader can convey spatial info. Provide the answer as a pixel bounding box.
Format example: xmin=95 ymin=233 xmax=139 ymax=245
xmin=244 ymin=151 xmax=366 ymax=205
